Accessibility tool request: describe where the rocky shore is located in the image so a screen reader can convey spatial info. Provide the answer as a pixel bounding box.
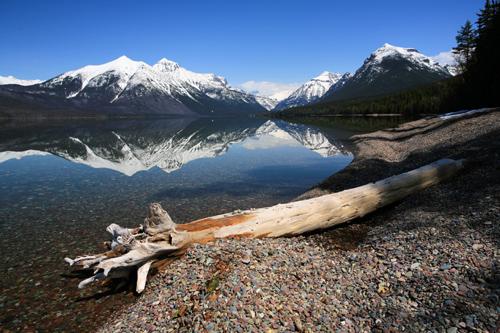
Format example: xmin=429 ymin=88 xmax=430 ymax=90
xmin=100 ymin=110 xmax=499 ymax=332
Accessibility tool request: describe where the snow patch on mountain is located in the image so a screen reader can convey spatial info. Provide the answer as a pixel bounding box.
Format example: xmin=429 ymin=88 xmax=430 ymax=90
xmin=274 ymin=71 xmax=345 ymax=110
xmin=255 ymin=96 xmax=279 ymax=110
xmin=44 ymin=56 xmax=146 ymax=98
xmin=153 ymin=58 xmax=180 ymax=72
xmin=327 ymin=72 xmax=352 ymax=92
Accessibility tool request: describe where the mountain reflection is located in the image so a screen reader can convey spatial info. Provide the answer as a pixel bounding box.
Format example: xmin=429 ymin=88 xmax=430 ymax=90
xmin=0 ymin=118 xmax=350 ymax=176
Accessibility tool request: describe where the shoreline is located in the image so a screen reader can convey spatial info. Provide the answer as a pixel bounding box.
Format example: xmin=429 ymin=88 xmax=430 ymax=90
xmin=98 ymin=109 xmax=499 ymax=332
xmin=297 ymin=108 xmax=499 ymax=199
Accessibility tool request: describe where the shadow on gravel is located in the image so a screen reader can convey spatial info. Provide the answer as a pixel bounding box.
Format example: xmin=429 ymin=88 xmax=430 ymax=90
xmin=60 ymin=270 xmax=134 ymax=302
xmin=371 ymin=263 xmax=499 ymax=331
xmin=304 ymin=128 xmax=500 ymax=250
xmin=300 ymin=126 xmax=499 ymax=331
xmin=315 ymin=128 xmax=499 ymax=193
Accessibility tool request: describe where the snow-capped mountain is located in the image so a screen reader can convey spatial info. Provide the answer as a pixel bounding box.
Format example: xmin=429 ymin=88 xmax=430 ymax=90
xmin=0 ymin=119 xmax=348 ymax=176
xmin=0 ymin=56 xmax=265 ymax=116
xmin=255 ymin=95 xmax=279 ymax=110
xmin=322 ymin=43 xmax=452 ymax=102
xmin=274 ymin=72 xmax=345 ymax=110
xmin=326 ymin=72 xmax=352 ymax=93
xmin=441 ymin=64 xmax=458 ymax=76
xmin=0 ymin=75 xmax=42 ymax=86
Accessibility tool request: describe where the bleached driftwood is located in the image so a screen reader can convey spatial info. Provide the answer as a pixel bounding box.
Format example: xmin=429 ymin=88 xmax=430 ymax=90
xmin=66 ymin=158 xmax=465 ymax=293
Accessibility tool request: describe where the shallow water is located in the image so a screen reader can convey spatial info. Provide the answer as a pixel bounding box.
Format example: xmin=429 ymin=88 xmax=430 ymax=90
xmin=0 ymin=117 xmax=355 ymax=331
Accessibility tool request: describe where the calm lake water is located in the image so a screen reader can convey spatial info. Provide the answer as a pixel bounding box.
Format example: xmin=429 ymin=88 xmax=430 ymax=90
xmin=0 ymin=116 xmax=367 ymax=331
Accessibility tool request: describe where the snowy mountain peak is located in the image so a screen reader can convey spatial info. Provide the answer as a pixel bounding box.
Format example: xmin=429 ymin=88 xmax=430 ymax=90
xmin=93 ymin=55 xmax=145 ymax=71
xmin=372 ymin=43 xmax=423 ymax=61
xmin=153 ymin=58 xmax=180 ymax=72
xmin=26 ymin=55 xmax=265 ymax=114
xmin=314 ymin=71 xmax=342 ymax=81
xmin=0 ymin=75 xmax=42 ymax=86
xmin=369 ymin=43 xmax=445 ymax=72
xmin=273 ymin=71 xmax=346 ymax=110
xmin=60 ymin=56 xmax=145 ymax=79
xmin=321 ymin=43 xmax=452 ymax=102
xmin=43 ymin=55 xmax=147 ymax=98
xmin=114 ymin=55 xmax=134 ymax=62
xmin=379 ymin=43 xmax=418 ymax=53
xmin=381 ymin=42 xmax=411 ymax=50
xmin=254 ymin=95 xmax=279 ymax=111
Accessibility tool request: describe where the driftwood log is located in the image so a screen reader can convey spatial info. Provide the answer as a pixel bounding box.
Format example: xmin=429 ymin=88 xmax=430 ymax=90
xmin=66 ymin=158 xmax=465 ymax=293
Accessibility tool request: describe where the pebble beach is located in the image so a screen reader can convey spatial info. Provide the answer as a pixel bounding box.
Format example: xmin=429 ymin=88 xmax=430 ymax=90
xmin=98 ymin=110 xmax=500 ymax=332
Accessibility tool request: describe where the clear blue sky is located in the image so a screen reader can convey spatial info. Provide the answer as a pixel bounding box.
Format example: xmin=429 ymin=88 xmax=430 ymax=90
xmin=0 ymin=0 xmax=483 ymax=85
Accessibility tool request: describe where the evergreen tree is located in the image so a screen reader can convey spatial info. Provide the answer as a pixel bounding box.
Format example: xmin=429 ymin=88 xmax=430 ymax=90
xmin=476 ymin=0 xmax=496 ymax=34
xmin=452 ymin=20 xmax=477 ymax=73
xmin=468 ymin=0 xmax=500 ymax=106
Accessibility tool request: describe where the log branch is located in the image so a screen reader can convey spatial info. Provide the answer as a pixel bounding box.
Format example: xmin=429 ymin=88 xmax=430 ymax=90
xmin=65 ymin=158 xmax=465 ymax=293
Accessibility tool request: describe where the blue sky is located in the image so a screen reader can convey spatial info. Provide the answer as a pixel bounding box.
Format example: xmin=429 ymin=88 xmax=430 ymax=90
xmin=0 ymin=0 xmax=483 ymax=94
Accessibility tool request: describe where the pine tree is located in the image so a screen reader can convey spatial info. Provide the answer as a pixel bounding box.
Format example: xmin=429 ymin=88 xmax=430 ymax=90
xmin=469 ymin=0 xmax=500 ymax=105
xmin=452 ymin=20 xmax=476 ymax=73
xmin=476 ymin=0 xmax=495 ymax=34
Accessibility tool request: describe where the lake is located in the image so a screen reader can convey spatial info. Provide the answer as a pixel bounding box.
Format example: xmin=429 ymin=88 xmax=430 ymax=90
xmin=0 ymin=116 xmax=367 ymax=331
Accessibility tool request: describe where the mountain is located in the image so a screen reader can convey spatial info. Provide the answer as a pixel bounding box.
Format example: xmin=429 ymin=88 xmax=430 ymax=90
xmin=0 ymin=56 xmax=265 ymax=117
xmin=0 ymin=75 xmax=42 ymax=86
xmin=0 ymin=118 xmax=348 ymax=176
xmin=255 ymin=95 xmax=279 ymax=110
xmin=274 ymin=72 xmax=345 ymax=110
xmin=322 ymin=43 xmax=453 ymax=102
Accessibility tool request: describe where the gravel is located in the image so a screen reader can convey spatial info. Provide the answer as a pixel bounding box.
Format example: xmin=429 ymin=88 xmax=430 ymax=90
xmin=99 ymin=110 xmax=499 ymax=332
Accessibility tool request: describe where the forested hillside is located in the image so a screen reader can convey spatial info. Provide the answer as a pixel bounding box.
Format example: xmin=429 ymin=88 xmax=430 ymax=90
xmin=276 ymin=0 xmax=499 ymax=118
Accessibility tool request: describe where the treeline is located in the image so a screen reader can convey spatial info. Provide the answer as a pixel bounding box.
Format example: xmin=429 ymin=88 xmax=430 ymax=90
xmin=274 ymin=77 xmax=465 ymax=117
xmin=459 ymin=0 xmax=500 ymax=108
xmin=276 ymin=1 xmax=499 ymax=118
